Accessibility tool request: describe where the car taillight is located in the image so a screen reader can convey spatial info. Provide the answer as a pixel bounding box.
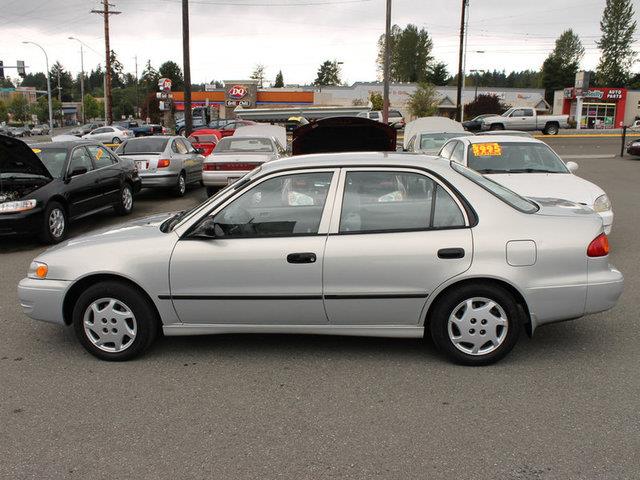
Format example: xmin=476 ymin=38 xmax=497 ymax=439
xmin=203 ymin=163 xmax=216 ymax=171
xmin=157 ymin=159 xmax=171 ymax=168
xmin=587 ymin=233 xmax=609 ymax=257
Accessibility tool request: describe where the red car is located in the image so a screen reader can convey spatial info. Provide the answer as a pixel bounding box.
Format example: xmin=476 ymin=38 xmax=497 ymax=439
xmin=188 ymin=129 xmax=221 ymax=156
xmin=218 ymin=120 xmax=257 ymax=138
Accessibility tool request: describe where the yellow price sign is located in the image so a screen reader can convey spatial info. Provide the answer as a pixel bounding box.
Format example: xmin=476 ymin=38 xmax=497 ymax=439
xmin=471 ymin=143 xmax=502 ymax=157
xmin=32 ymin=148 xmax=42 ymax=154
xmin=95 ymin=148 xmax=103 ymax=159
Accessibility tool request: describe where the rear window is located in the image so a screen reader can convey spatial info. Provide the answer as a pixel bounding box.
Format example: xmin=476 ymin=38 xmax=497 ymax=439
xmin=116 ymin=137 xmax=169 ymax=154
xmin=215 ymin=138 xmax=274 ymax=153
xmin=419 ymin=132 xmax=473 ymax=152
xmin=451 ymin=161 xmax=539 ymax=213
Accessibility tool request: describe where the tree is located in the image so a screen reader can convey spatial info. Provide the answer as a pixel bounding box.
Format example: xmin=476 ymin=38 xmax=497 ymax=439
xmin=83 ymin=94 xmax=103 ymax=120
xmin=250 ymin=64 xmax=266 ymax=88
xmin=0 ymin=100 xmax=8 ymax=123
xmin=369 ymin=91 xmax=383 ymax=110
xmin=314 ymin=60 xmax=341 ymax=86
xmin=426 ymin=61 xmax=449 ymax=85
xmin=8 ymin=94 xmax=30 ymax=122
xmin=541 ymin=30 xmax=584 ymax=102
xmin=377 ymin=24 xmax=434 ymax=82
xmin=159 ymin=61 xmax=184 ymax=90
xmin=109 ymin=50 xmax=125 ymax=89
xmin=87 ymin=65 xmax=105 ymax=97
xmin=407 ymin=83 xmax=439 ymax=118
xmin=596 ymin=0 xmax=637 ymax=86
xmin=30 ymin=96 xmax=50 ymax=123
xmin=20 ymin=72 xmax=48 ymax=91
xmin=274 ymin=70 xmax=284 ymax=88
xmin=140 ymin=60 xmax=159 ymax=93
xmin=0 ymin=78 xmax=15 ymax=88
xmin=49 ymin=61 xmax=74 ymax=101
xmin=464 ymin=94 xmax=509 ymax=119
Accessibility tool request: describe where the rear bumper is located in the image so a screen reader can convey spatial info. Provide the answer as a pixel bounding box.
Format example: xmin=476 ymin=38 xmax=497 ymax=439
xmin=585 ymin=266 xmax=624 ymax=315
xmin=202 ymin=171 xmax=249 ymax=186
xmin=0 ymin=207 xmax=44 ymax=236
xmin=139 ymin=171 xmax=179 ymax=188
xmin=18 ymin=278 xmax=71 ymax=326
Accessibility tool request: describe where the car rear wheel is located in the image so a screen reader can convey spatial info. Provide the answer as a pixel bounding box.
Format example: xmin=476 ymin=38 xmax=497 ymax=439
xmin=543 ymin=123 xmax=559 ymax=135
xmin=174 ymin=172 xmax=186 ymax=197
xmin=40 ymin=201 xmax=67 ymax=244
xmin=73 ymin=281 xmax=158 ymax=361
xmin=114 ymin=183 xmax=134 ymax=215
xmin=112 ymin=137 xmax=121 ymax=144
xmin=429 ymin=283 xmax=521 ymax=365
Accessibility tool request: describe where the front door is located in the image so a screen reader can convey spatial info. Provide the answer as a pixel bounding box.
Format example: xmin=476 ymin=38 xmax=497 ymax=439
xmin=323 ymin=169 xmax=473 ymax=326
xmin=169 ymin=169 xmax=338 ymax=325
xmin=65 ymin=146 xmax=102 ymax=218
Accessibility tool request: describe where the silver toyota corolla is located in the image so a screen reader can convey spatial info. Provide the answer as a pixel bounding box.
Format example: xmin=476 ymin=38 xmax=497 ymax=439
xmin=18 ymin=153 xmax=623 ymax=365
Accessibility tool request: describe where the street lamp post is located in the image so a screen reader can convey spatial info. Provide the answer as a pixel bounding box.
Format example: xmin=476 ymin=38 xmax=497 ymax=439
xmin=68 ymin=37 xmax=85 ymax=124
xmin=22 ymin=41 xmax=53 ymax=132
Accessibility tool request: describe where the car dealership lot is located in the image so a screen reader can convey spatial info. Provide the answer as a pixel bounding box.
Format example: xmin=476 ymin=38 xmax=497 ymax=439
xmin=1 ymin=139 xmax=639 ymax=478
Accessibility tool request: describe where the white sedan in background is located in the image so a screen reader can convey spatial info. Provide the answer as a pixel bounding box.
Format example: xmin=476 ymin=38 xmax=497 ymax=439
xmin=438 ymin=135 xmax=614 ymax=233
xmin=82 ymin=125 xmax=133 ymax=144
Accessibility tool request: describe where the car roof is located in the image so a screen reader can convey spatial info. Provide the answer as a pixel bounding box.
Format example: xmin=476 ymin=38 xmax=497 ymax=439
xmin=31 ymin=140 xmax=102 ymax=149
xmin=260 ymin=151 xmax=452 ymax=175
xmin=461 ymin=135 xmax=542 ymax=145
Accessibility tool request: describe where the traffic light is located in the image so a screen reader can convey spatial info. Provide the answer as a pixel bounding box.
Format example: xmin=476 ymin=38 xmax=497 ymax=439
xmin=17 ymin=60 xmax=25 ymax=77
xmin=0 ymin=61 xmax=4 ymax=80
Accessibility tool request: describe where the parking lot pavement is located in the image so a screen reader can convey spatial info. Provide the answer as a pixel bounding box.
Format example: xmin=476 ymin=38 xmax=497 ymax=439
xmin=1 ymin=145 xmax=640 ymax=479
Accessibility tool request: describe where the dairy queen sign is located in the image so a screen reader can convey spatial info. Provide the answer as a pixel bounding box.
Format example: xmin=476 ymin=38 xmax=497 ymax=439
xmin=226 ymin=85 xmax=252 ymax=107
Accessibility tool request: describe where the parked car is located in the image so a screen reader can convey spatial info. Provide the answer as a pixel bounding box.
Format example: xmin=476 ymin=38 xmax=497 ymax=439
xmin=628 ymin=119 xmax=640 ymax=131
xmin=476 ymin=130 xmax=533 ymax=138
xmin=17 ymin=152 xmax=623 ymax=364
xmin=479 ymin=107 xmax=569 ymax=135
xmin=406 ymin=131 xmax=474 ymax=155
xmin=0 ymin=135 xmax=140 ymax=243
xmin=70 ymin=122 xmax=104 ymax=137
xmin=114 ymin=136 xmax=204 ymax=196
xmin=30 ymin=124 xmax=51 ymax=136
xmin=462 ymin=114 xmax=496 ymax=132
xmin=82 ymin=125 xmax=133 ymax=144
xmin=284 ymin=116 xmax=309 ymax=132
xmin=438 ymin=135 xmax=614 ymax=233
xmin=8 ymin=126 xmax=31 ymax=137
xmin=202 ymin=133 xmax=286 ymax=196
xmin=403 ymin=117 xmax=465 ymax=151
xmin=357 ymin=110 xmax=405 ymax=129
xmin=626 ymin=138 xmax=640 ymax=156
xmin=208 ymin=119 xmax=232 ymax=130
xmin=217 ymin=120 xmax=257 ymax=138
xmin=187 ymin=129 xmax=220 ymax=157
xmin=0 ymin=125 xmax=15 ymax=137
xmin=114 ymin=120 xmax=165 ymax=137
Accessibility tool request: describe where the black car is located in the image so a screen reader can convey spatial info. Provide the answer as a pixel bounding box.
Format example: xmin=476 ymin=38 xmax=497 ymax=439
xmin=462 ymin=114 xmax=496 ymax=132
xmin=0 ymin=135 xmax=141 ymax=243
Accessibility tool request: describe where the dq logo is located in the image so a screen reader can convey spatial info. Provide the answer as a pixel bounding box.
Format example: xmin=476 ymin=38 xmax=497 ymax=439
xmin=158 ymin=77 xmax=172 ymax=92
xmin=228 ymin=85 xmax=248 ymax=100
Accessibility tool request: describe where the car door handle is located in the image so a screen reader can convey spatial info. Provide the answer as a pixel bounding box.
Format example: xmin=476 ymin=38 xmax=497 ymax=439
xmin=287 ymin=252 xmax=317 ymax=264
xmin=438 ymin=248 xmax=465 ymax=259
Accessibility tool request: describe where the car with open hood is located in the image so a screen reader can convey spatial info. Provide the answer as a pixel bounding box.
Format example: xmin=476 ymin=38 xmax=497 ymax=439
xmin=0 ymin=135 xmax=140 ymax=243
xmin=438 ymin=135 xmax=614 ymax=233
xmin=17 ymin=152 xmax=622 ymax=364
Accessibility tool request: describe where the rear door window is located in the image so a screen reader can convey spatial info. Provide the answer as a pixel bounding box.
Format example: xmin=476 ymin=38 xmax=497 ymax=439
xmin=87 ymin=145 xmax=116 ymax=169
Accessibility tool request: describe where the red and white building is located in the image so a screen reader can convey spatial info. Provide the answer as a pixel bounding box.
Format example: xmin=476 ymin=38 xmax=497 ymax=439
xmin=554 ymin=87 xmax=640 ymax=129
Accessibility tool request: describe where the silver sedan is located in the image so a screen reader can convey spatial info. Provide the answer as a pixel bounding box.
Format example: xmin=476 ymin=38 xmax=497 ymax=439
xmin=115 ymin=136 xmax=204 ymax=196
xmin=18 ymin=153 xmax=623 ymax=365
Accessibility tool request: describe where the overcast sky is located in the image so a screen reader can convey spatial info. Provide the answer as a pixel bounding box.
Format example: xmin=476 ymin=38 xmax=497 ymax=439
xmin=0 ymin=0 xmax=638 ymax=86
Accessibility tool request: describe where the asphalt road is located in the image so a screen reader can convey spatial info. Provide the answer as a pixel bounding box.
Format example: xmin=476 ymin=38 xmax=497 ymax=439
xmin=1 ymin=138 xmax=639 ymax=479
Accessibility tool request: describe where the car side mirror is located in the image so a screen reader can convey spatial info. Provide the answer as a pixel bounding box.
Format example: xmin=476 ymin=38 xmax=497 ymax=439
xmin=191 ymin=217 xmax=223 ymax=238
xmin=70 ymin=167 xmax=88 ymax=177
xmin=566 ymin=161 xmax=579 ymax=173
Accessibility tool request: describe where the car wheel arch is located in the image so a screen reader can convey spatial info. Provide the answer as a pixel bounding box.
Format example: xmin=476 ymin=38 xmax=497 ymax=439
xmin=62 ymin=273 xmax=162 ymax=329
xmin=422 ymin=276 xmax=532 ymax=336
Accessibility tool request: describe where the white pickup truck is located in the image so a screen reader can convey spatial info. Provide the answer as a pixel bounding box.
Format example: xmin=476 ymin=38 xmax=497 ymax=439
xmin=480 ymin=107 xmax=569 ymax=135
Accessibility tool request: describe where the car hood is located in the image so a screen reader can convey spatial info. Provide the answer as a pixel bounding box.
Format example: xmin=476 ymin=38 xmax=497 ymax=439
xmin=485 ymin=172 xmax=605 ymax=206
xmin=0 ymin=135 xmax=53 ymax=180
xmin=206 ymin=153 xmax=273 ymax=163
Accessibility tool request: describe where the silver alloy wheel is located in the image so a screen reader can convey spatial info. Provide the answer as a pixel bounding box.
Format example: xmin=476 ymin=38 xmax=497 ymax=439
xmin=49 ymin=208 xmax=65 ymax=238
xmin=83 ymin=298 xmax=137 ymax=353
xmin=122 ymin=186 xmax=133 ymax=211
xmin=447 ymin=297 xmax=509 ymax=356
xmin=178 ymin=174 xmax=186 ymax=194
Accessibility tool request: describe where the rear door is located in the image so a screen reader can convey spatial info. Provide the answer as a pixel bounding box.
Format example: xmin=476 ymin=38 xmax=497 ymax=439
xmin=323 ymin=168 xmax=473 ymax=326
xmin=178 ymin=137 xmax=203 ymax=182
xmin=87 ymin=145 xmax=122 ymax=205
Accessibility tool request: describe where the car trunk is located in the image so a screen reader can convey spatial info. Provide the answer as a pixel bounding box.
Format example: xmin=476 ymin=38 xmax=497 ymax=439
xmin=119 ymin=153 xmax=165 ymax=173
xmin=292 ymin=117 xmax=397 ymax=155
xmin=0 ymin=135 xmax=52 ymax=200
xmin=204 ymin=153 xmax=272 ymax=171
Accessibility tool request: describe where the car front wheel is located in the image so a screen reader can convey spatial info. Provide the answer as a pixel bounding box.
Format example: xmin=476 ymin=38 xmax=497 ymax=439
xmin=429 ymin=283 xmax=522 ymax=365
xmin=40 ymin=201 xmax=67 ymax=244
xmin=73 ymin=281 xmax=158 ymax=361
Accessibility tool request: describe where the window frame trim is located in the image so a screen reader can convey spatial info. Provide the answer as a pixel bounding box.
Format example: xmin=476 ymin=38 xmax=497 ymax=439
xmin=328 ymin=167 xmax=471 ymax=235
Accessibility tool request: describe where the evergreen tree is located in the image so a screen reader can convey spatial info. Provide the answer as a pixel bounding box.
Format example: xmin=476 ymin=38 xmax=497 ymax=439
xmin=158 ymin=61 xmax=184 ymax=90
xmin=426 ymin=62 xmax=449 ymax=85
xmin=314 ymin=60 xmax=341 ymax=86
xmin=20 ymin=72 xmax=48 ymax=91
xmin=274 ymin=70 xmax=284 ymax=88
xmin=541 ymin=30 xmax=584 ymax=101
xmin=377 ymin=24 xmax=434 ymax=82
xmin=596 ymin=0 xmax=637 ymax=86
xmin=49 ymin=62 xmax=74 ymax=101
xmin=140 ymin=60 xmax=160 ymax=92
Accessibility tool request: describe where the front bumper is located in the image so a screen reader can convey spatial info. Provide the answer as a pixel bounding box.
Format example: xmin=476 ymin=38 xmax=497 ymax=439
xmin=139 ymin=171 xmax=179 ymax=188
xmin=18 ymin=278 xmax=71 ymax=325
xmin=202 ymin=170 xmax=249 ymax=187
xmin=0 ymin=207 xmax=44 ymax=237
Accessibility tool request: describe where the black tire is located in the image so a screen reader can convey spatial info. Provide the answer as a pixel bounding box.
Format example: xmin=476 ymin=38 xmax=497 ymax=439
xmin=73 ymin=281 xmax=159 ymax=361
xmin=113 ymin=183 xmax=134 ymax=215
xmin=543 ymin=123 xmax=559 ymax=135
xmin=429 ymin=282 xmax=522 ymax=366
xmin=112 ymin=137 xmax=121 ymax=144
xmin=206 ymin=186 xmax=219 ymax=197
xmin=489 ymin=123 xmax=504 ymax=131
xmin=174 ymin=172 xmax=187 ymax=197
xmin=39 ymin=201 xmax=68 ymax=244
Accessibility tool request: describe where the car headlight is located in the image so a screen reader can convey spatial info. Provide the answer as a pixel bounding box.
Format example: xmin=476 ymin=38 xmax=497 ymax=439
xmin=27 ymin=261 xmax=48 ymax=279
xmin=0 ymin=199 xmax=37 ymax=214
xmin=593 ymin=194 xmax=611 ymax=213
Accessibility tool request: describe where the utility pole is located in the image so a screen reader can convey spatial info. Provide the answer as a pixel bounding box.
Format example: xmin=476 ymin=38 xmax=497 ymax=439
xmin=382 ymin=0 xmax=392 ymax=124
xmin=92 ymin=0 xmax=120 ymax=125
xmin=455 ymin=0 xmax=468 ymax=122
xmin=134 ymin=55 xmax=139 ymax=119
xmin=182 ymin=0 xmax=193 ymax=136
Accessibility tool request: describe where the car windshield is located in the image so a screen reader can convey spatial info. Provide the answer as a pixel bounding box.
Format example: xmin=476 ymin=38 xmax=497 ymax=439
xmin=215 ymin=137 xmax=274 ymax=153
xmin=419 ymin=132 xmax=473 ymax=151
xmin=32 ymin=147 xmax=67 ymax=178
xmin=451 ymin=161 xmax=539 ymax=213
xmin=116 ymin=137 xmax=169 ymax=154
xmin=467 ymin=141 xmax=569 ymax=174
